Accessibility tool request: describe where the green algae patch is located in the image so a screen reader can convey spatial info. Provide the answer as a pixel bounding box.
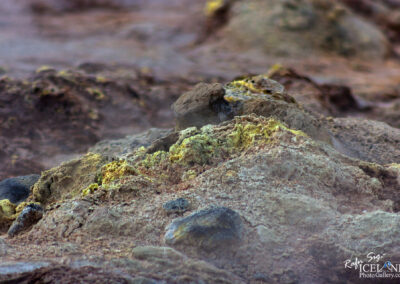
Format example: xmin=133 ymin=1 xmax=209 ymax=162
xmin=33 ymin=153 xmax=107 ymax=205
xmin=100 ymin=160 xmax=137 ymax=185
xmin=169 ymin=132 xmax=220 ymax=166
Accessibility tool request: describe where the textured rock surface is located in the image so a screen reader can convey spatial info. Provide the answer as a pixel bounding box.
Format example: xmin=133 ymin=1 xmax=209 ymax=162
xmin=0 ymin=174 xmax=40 ymax=204
xmin=32 ymin=153 xmax=106 ymax=205
xmin=330 ymin=117 xmax=400 ymax=164
xmin=173 ymin=76 xmax=332 ymax=144
xmin=2 ymin=75 xmax=400 ymax=283
xmin=164 ymin=207 xmax=242 ymax=250
xmin=163 ymin=197 xmax=190 ymax=214
xmin=8 ymin=203 xmax=44 ymax=237
xmin=172 ymin=83 xmax=227 ymax=130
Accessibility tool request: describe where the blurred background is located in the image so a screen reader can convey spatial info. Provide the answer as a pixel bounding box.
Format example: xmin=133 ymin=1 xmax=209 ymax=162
xmin=1 ymin=0 xmax=400 ymax=179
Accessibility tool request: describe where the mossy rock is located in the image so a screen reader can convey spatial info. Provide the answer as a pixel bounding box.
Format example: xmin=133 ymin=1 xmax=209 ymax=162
xmin=32 ymin=153 xmax=107 ymax=205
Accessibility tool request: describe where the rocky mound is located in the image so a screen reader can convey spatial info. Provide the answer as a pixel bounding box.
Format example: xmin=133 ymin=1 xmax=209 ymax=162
xmin=1 ymin=74 xmax=400 ymax=283
xmin=0 ymin=66 xmax=190 ymax=180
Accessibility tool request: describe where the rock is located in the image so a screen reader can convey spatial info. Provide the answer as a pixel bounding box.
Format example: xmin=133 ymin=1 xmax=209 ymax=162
xmin=267 ymin=65 xmax=361 ymax=116
xmin=8 ymin=203 xmax=44 ymax=237
xmin=162 ymin=198 xmax=190 ymax=214
xmin=164 ymin=207 xmax=242 ymax=250
xmin=0 ymin=174 xmax=40 ymax=204
xmin=329 ymin=117 xmax=400 ymax=164
xmin=220 ymin=0 xmax=390 ymax=59
xmin=172 ymin=83 xmax=228 ymax=130
xmin=32 ymin=153 xmax=106 ymax=205
xmin=146 ymin=131 xmax=179 ymax=154
xmin=173 ymin=76 xmax=332 ymax=144
xmin=132 ymin=246 xmax=185 ymax=261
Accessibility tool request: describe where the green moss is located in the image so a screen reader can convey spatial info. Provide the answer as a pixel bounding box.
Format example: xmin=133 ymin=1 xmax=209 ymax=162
xmin=169 ymin=133 xmax=220 ymax=166
xmin=82 ymin=183 xmax=99 ymax=196
xmin=141 ymin=150 xmax=168 ymax=168
xmin=101 ymin=160 xmax=137 ymax=185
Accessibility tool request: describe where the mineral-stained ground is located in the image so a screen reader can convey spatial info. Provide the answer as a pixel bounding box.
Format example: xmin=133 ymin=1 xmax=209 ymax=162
xmin=1 ymin=0 xmax=400 ymax=283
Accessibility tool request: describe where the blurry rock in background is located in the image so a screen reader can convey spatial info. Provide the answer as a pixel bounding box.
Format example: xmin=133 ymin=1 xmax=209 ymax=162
xmin=210 ymin=0 xmax=390 ymax=59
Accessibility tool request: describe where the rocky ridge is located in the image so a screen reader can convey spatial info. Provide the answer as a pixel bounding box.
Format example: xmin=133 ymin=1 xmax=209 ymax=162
xmin=0 ymin=74 xmax=400 ymax=283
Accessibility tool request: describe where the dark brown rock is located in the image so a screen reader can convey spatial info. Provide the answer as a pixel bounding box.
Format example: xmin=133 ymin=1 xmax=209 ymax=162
xmin=172 ymin=83 xmax=228 ymax=130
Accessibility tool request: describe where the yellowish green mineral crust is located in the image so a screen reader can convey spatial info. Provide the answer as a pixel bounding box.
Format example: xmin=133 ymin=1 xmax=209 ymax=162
xmin=100 ymin=160 xmax=137 ymax=185
xmin=82 ymin=183 xmax=99 ymax=196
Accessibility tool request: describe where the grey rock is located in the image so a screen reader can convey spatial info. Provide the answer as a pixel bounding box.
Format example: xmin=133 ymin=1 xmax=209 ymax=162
xmin=163 ymin=198 xmax=190 ymax=214
xmin=164 ymin=207 xmax=242 ymax=250
xmin=0 ymin=174 xmax=40 ymax=204
xmin=8 ymin=203 xmax=44 ymax=237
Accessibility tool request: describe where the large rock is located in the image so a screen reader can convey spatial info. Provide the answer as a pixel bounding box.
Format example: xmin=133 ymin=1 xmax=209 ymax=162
xmin=0 ymin=174 xmax=40 ymax=204
xmin=32 ymin=153 xmax=106 ymax=205
xmin=172 ymin=83 xmax=227 ymax=130
xmin=164 ymin=207 xmax=243 ymax=250
xmin=219 ymin=0 xmax=390 ymax=59
xmin=173 ymin=76 xmax=332 ymax=144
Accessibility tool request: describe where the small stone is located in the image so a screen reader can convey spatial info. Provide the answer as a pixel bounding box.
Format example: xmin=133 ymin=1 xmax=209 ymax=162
xmin=0 ymin=174 xmax=40 ymax=204
xmin=163 ymin=198 xmax=190 ymax=214
xmin=132 ymin=246 xmax=184 ymax=261
xmin=164 ymin=207 xmax=242 ymax=250
xmin=8 ymin=203 xmax=44 ymax=237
